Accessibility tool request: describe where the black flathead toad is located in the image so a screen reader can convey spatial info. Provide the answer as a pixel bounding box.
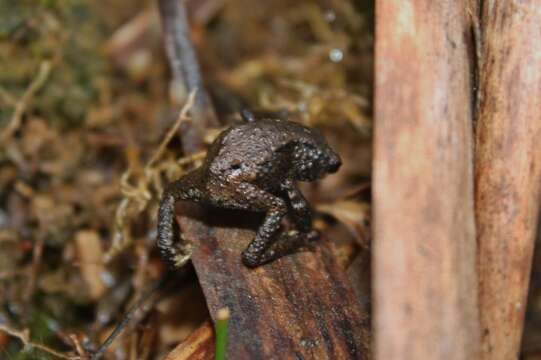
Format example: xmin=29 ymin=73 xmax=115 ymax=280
xmin=157 ymin=110 xmax=342 ymax=268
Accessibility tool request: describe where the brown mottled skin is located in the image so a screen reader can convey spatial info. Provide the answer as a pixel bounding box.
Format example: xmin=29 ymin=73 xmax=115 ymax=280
xmin=157 ymin=110 xmax=341 ymax=268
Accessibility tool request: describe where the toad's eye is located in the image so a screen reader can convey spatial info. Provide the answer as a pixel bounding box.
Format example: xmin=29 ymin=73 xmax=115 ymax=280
xmin=230 ymin=159 xmax=242 ymax=170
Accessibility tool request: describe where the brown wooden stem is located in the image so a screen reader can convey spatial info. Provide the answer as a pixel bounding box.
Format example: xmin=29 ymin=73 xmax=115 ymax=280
xmin=373 ymin=1 xmax=480 ymax=358
xmin=475 ymin=2 xmax=541 ymax=358
xmin=165 ymin=320 xmax=215 ymax=360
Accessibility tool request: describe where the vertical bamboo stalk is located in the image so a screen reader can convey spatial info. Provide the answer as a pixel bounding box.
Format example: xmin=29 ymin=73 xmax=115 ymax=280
xmin=373 ymin=1 xmax=480 ymax=358
xmin=476 ymin=2 xmax=541 ymax=359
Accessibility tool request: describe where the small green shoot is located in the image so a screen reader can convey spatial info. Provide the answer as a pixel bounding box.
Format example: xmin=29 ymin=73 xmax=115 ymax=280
xmin=215 ymin=307 xmax=230 ymax=360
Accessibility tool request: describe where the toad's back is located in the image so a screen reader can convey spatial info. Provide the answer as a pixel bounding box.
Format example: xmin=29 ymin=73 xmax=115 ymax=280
xmin=204 ymin=118 xmax=312 ymax=181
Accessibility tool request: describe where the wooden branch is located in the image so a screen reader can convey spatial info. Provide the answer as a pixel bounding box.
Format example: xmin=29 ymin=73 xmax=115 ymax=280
xmin=373 ymin=1 xmax=480 ymax=358
xmin=0 ymin=324 xmax=73 ymax=360
xmin=178 ymin=207 xmax=371 ymax=359
xmin=475 ymin=2 xmax=541 ymax=358
xmin=165 ymin=320 xmax=214 ymax=360
xmin=158 ymin=1 xmax=371 ymax=358
xmin=165 ymin=242 xmax=367 ymax=359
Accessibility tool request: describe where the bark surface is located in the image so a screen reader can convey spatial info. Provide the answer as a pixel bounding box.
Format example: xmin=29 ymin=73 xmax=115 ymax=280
xmin=476 ymin=2 xmax=541 ymax=358
xmin=373 ymin=1 xmax=480 ymax=358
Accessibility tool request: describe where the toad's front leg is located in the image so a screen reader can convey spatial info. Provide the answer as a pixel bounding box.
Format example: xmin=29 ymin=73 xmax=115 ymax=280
xmin=157 ymin=169 xmax=204 ymax=268
xmin=224 ymin=182 xmax=288 ymax=267
xmin=208 ymin=180 xmax=291 ymax=267
xmin=237 ymin=178 xmax=320 ymax=265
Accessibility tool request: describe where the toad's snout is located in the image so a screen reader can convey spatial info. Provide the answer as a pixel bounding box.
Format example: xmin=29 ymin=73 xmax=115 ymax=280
xmin=328 ymin=153 xmax=342 ymax=173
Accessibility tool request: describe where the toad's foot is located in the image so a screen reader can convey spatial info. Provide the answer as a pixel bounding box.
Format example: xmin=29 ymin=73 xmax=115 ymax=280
xmin=249 ymin=229 xmax=321 ymax=267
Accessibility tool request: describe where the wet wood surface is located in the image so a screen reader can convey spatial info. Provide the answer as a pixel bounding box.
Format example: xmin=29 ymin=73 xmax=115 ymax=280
xmin=175 ymin=204 xmax=370 ymax=359
xmin=165 ymin=241 xmax=369 ymax=360
xmin=475 ymin=2 xmax=541 ymax=359
xmin=178 ymin=206 xmax=371 ymax=359
xmin=373 ymin=1 xmax=480 ymax=358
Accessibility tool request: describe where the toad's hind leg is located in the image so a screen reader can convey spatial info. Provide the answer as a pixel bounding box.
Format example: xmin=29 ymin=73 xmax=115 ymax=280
xmin=281 ymin=179 xmax=313 ymax=233
xmin=157 ymin=170 xmax=205 ymax=268
xmin=257 ymin=229 xmax=320 ymax=265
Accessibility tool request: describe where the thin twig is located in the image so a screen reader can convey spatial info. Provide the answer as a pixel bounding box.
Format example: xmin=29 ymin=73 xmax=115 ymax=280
xmin=146 ymin=89 xmax=197 ymax=169
xmin=90 ymin=273 xmax=171 ymax=360
xmin=157 ymin=0 xmax=205 ymax=106
xmin=69 ymin=334 xmax=88 ymax=358
xmin=157 ymin=0 xmax=219 ymax=154
xmin=176 ymin=150 xmax=206 ymax=166
xmin=0 ymin=61 xmax=52 ymax=142
xmin=0 ymin=324 xmax=76 ymax=359
xmin=104 ymin=90 xmax=198 ymax=261
xmin=24 ymin=236 xmax=44 ymax=301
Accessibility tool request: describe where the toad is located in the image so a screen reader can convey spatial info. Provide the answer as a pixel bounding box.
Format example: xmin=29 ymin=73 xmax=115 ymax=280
xmin=157 ymin=110 xmax=341 ymax=268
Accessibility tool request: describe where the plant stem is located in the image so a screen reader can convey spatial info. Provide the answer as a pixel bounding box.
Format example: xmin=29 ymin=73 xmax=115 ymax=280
xmin=214 ymin=308 xmax=229 ymax=360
